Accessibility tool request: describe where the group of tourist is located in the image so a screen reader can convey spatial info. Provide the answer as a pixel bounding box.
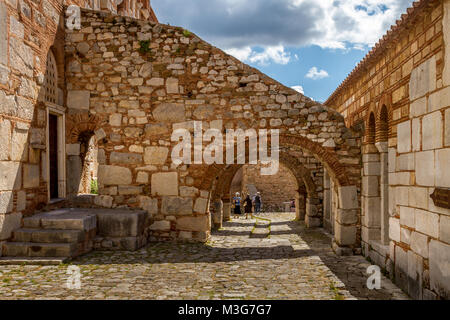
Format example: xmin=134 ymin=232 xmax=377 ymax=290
xmin=232 ymin=192 xmax=262 ymax=219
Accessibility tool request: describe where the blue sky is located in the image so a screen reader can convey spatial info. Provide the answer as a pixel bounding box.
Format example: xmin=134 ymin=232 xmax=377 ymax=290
xmin=151 ymin=0 xmax=414 ymax=102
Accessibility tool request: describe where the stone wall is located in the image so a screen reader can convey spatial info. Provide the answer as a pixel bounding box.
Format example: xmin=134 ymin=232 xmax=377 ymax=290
xmin=0 ymin=0 xmax=157 ymax=255
xmin=64 ymin=8 xmax=361 ymax=251
xmin=326 ymin=0 xmax=449 ymax=299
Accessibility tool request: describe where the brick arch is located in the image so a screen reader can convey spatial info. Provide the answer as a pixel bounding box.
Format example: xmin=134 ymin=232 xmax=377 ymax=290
xmin=66 ymin=113 xmax=104 ymax=144
xmin=375 ymin=93 xmax=393 ymax=142
xmin=198 ymin=133 xmax=353 ymax=192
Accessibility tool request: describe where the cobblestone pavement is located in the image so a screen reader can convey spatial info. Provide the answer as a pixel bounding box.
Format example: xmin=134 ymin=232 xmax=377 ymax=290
xmin=0 ymin=213 xmax=409 ymax=300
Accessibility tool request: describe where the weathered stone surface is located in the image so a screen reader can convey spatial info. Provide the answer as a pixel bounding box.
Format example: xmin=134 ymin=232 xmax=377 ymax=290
xmin=96 ymin=211 xmax=146 ymax=237
xmin=429 ymin=240 xmax=450 ymax=298
xmin=397 ymin=120 xmax=411 ymax=153
xmin=145 ymin=123 xmax=169 ymax=136
xmin=149 ymin=220 xmax=170 ymax=231
xmin=0 ymin=119 xmax=11 ymax=160
xmin=67 ymin=90 xmax=90 ymax=110
xmin=410 ymin=231 xmax=429 ymax=258
xmin=118 ymin=186 xmax=143 ymax=195
xmin=0 ymin=2 xmax=7 ymax=65
xmin=193 ymin=105 xmax=215 ymax=120
xmin=151 ymin=172 xmax=178 ymax=196
xmin=338 ymin=186 xmax=358 ymax=209
xmin=415 ymin=151 xmax=435 ymax=187
xmin=166 ymin=77 xmax=179 ymax=94
xmin=176 ymin=216 xmax=210 ymax=232
xmin=161 ymin=197 xmax=193 ymax=215
xmin=144 ymin=147 xmax=168 ymax=165
xmin=409 ymin=56 xmax=436 ymax=100
xmin=139 ymin=196 xmax=158 ymax=215
xmin=415 ymin=209 xmax=439 ymax=238
xmin=0 ymin=191 xmax=13 ymax=214
xmin=110 ymin=152 xmax=143 ymax=165
xmin=153 ymin=103 xmax=185 ymax=122
xmin=66 ymin=144 xmax=81 ymax=156
xmin=0 ymin=212 xmax=22 ymax=240
xmin=11 ymin=128 xmax=28 ymax=161
xmin=422 ymin=111 xmax=442 ymax=150
xmin=334 ymin=223 xmax=356 ymax=246
xmin=98 ymin=165 xmax=132 ymax=185
xmin=23 ymin=164 xmax=39 ymax=188
xmin=436 ymin=149 xmax=450 ymax=188
xmin=194 ymin=197 xmax=208 ymax=214
xmin=9 ymin=36 xmax=33 ymax=77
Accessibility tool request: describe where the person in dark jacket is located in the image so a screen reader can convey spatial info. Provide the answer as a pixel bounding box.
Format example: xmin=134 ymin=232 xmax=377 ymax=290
xmin=232 ymin=192 xmax=242 ymax=217
xmin=243 ymin=194 xmax=253 ymax=219
xmin=254 ymin=192 xmax=262 ymax=214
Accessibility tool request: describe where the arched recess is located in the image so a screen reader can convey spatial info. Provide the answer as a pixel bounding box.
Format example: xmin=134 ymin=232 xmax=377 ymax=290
xmin=198 ymin=133 xmax=360 ymax=254
xmin=65 ymin=113 xmax=105 ymax=199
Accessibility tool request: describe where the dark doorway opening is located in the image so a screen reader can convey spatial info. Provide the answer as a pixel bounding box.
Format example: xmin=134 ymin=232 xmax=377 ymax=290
xmin=49 ymin=113 xmax=59 ymax=199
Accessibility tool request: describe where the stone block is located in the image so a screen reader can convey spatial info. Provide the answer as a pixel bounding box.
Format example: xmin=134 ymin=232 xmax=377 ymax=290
xmin=436 ymin=149 xmax=450 ymax=188
xmin=401 ymin=227 xmax=411 ymax=245
xmin=118 ymin=186 xmax=142 ymax=195
xmin=338 ymin=185 xmax=358 ymax=209
xmin=194 ymin=197 xmax=208 ymax=214
xmin=415 ymin=209 xmax=439 ymax=238
xmin=411 ymin=118 xmax=421 ymax=152
xmin=179 ymin=186 xmax=199 ymax=197
xmin=0 ymin=2 xmax=7 ymax=65
xmin=410 ymin=231 xmax=429 ymax=258
xmin=0 ymin=212 xmax=22 ymax=240
xmin=408 ymin=187 xmax=428 ymax=210
xmin=149 ymin=220 xmax=170 ymax=231
xmin=399 ymin=206 xmax=415 ymax=228
xmin=422 ymin=111 xmax=442 ymax=150
xmin=145 ymin=123 xmax=169 ymax=136
xmin=389 ymin=217 xmax=400 ymax=242
xmin=362 ymin=176 xmax=379 ymax=197
xmin=176 ymin=215 xmax=210 ymax=232
xmin=9 ymin=36 xmax=33 ymax=77
xmin=446 ymin=108 xmax=450 ymax=147
xmin=428 ymin=86 xmax=450 ymax=112
xmin=0 ymin=191 xmax=13 ymax=214
xmin=415 ymin=151 xmax=435 ymax=187
xmin=136 ymin=172 xmax=149 ymax=184
xmin=109 ymin=113 xmax=122 ymax=126
xmin=98 ymin=165 xmax=132 ymax=186
xmin=334 ymin=223 xmax=356 ymax=246
xmin=144 ymin=147 xmax=169 ymax=165
xmin=363 ymin=197 xmax=380 ymax=227
xmin=410 ymin=96 xmax=427 ymax=118
xmin=110 ymin=152 xmax=143 ymax=165
xmin=153 ymin=103 xmax=185 ymax=122
xmin=397 ymin=120 xmax=411 ymax=153
xmin=396 ymin=186 xmax=409 ymax=206
xmin=17 ymin=190 xmax=26 ymax=211
xmin=139 ymin=197 xmax=158 ymax=215
xmin=429 ymin=240 xmax=450 ymax=298
xmin=94 ymin=195 xmax=113 ymax=208
xmin=336 ymin=209 xmax=358 ymax=224
xmin=409 ymin=56 xmax=436 ymax=100
xmin=66 ymin=144 xmax=80 ymax=156
xmin=67 ymin=90 xmax=90 ymax=110
xmin=11 ymin=128 xmax=28 ymax=161
xmin=96 ymin=211 xmax=146 ymax=237
xmin=161 ymin=197 xmax=193 ymax=215
xmin=397 ymin=153 xmax=414 ymax=171
xmin=151 ymin=172 xmax=178 ymax=196
xmin=23 ymin=164 xmax=39 ymax=188
xmin=0 ymin=119 xmax=11 ymax=160
xmin=166 ymin=77 xmax=179 ymax=94
xmin=407 ymin=251 xmax=423 ymax=299
xmin=364 ymin=161 xmax=380 ymax=176
xmin=440 ymin=215 xmax=450 ymax=244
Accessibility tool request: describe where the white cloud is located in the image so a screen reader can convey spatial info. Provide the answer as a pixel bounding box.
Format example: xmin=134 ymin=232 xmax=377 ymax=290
xmin=291 ymin=85 xmax=304 ymax=94
xmin=305 ymin=67 xmax=329 ymax=80
xmin=226 ymin=45 xmax=291 ymax=66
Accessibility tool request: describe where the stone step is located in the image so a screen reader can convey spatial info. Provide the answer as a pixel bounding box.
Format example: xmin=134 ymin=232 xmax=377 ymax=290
xmin=12 ymin=228 xmax=85 ymax=243
xmin=23 ymin=208 xmax=97 ymax=231
xmin=0 ymin=257 xmax=69 ymax=265
xmin=2 ymin=242 xmax=78 ymax=257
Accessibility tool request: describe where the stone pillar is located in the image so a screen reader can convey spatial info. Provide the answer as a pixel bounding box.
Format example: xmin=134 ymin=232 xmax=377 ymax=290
xmin=222 ymin=200 xmax=231 ymax=222
xmin=323 ymin=170 xmax=332 ymax=232
xmin=295 ymin=191 xmax=306 ymax=221
xmin=333 ymin=185 xmax=359 ymax=255
xmin=376 ymin=142 xmax=389 ymax=245
xmin=211 ymin=198 xmax=223 ymax=230
xmin=305 ymin=196 xmax=321 ymax=227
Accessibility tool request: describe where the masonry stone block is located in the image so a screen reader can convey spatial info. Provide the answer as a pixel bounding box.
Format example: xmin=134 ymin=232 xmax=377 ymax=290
xmin=440 ymin=216 xmax=450 ymax=244
xmin=17 ymin=190 xmax=26 ymax=211
xmin=444 ymin=0 xmax=450 ymax=86
xmin=153 ymin=103 xmax=185 ymax=122
xmin=118 ymin=186 xmax=143 ymax=195
xmin=401 ymin=227 xmax=411 ymax=245
xmin=23 ymin=164 xmax=39 ymax=188
xmin=176 ymin=215 xmax=210 ymax=232
xmin=363 ymin=197 xmax=381 ymax=227
xmin=144 ymin=147 xmax=169 ymax=165
xmin=397 ymin=120 xmax=411 ymax=153
xmin=410 ymin=231 xmax=429 ymax=258
xmin=110 ymin=152 xmax=143 ymax=165
xmin=445 ymin=108 xmax=450 ymax=147
xmin=151 ymin=172 xmax=178 ymax=196
xmin=98 ymin=165 xmax=132 ymax=185
xmin=0 ymin=212 xmax=22 ymax=240
xmin=161 ymin=197 xmax=193 ymax=215
xmin=429 ymin=240 xmax=450 ymax=297
xmin=149 ymin=220 xmax=170 ymax=231
xmin=415 ymin=209 xmax=439 ymax=238
xmin=334 ymin=223 xmax=357 ymax=246
xmin=136 ymin=172 xmax=149 ymax=184
xmin=0 ymin=119 xmax=11 ymax=160
xmin=0 ymin=2 xmax=7 ymax=65
xmin=194 ymin=197 xmax=208 ymax=214
xmin=66 ymin=144 xmax=80 ymax=156
xmin=0 ymin=191 xmax=13 ymax=214
xmin=422 ymin=111 xmax=443 ymax=150
xmin=407 ymin=251 xmax=423 ymax=299
xmin=9 ymin=35 xmax=34 ymax=77
xmin=362 ymin=176 xmax=379 ymax=197
xmin=338 ymin=185 xmax=358 ymax=209
xmin=409 ymin=56 xmax=436 ymax=100
xmin=67 ymin=90 xmax=90 ymax=110
xmin=11 ymin=128 xmax=28 ymax=161
xmin=415 ymin=151 xmax=435 ymax=186
xmin=436 ymin=148 xmax=450 ymax=188
xmin=364 ymin=161 xmax=380 ymax=176
xmin=408 ymin=187 xmax=428 ymax=210
xmin=410 ymin=96 xmax=427 ymax=118
xmin=336 ymin=209 xmax=358 ymax=225
xmin=411 ymin=117 xmax=421 ymax=152
xmin=109 ymin=113 xmax=122 ymax=126
xmin=139 ymin=196 xmax=158 ymax=216
xmin=389 ymin=217 xmax=401 ymax=242
xmin=428 ymin=86 xmax=450 ymax=113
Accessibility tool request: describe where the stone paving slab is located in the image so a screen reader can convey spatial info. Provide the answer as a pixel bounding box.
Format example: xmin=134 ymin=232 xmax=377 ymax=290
xmin=0 ymin=213 xmax=409 ymax=300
